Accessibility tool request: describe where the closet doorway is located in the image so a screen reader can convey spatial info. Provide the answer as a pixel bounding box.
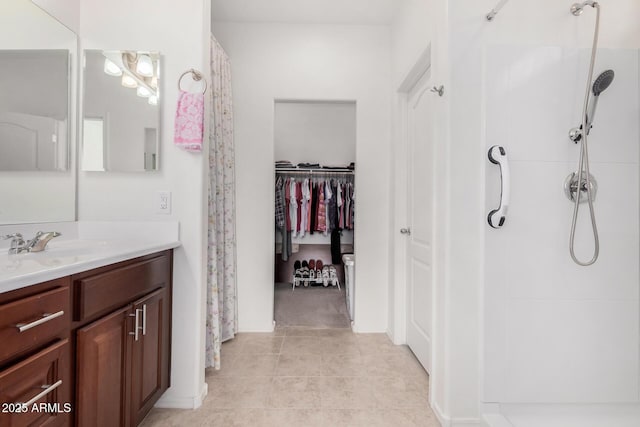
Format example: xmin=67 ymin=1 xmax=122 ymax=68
xmin=273 ymin=100 xmax=356 ymax=329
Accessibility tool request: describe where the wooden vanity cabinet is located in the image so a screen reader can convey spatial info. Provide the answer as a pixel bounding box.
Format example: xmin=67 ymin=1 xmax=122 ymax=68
xmin=0 ymin=250 xmax=173 ymax=427
xmin=75 ymin=306 xmax=132 ymax=427
xmin=73 ymin=250 xmax=172 ymax=427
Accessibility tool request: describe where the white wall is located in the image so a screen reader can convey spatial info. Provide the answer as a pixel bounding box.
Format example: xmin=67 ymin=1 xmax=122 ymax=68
xmin=78 ymin=0 xmax=210 ymax=409
xmin=32 ymin=0 xmax=80 ymax=33
xmin=274 ymin=101 xmax=356 ymax=166
xmin=212 ymin=22 xmax=391 ymax=333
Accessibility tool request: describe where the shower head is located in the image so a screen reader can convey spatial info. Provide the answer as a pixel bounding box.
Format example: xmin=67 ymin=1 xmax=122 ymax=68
xmin=586 ymin=69 xmax=615 ymax=133
xmin=592 ymin=69 xmax=614 ymax=96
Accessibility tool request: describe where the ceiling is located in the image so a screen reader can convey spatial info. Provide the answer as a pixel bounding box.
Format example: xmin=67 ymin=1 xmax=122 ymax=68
xmin=211 ymin=0 xmax=400 ymax=25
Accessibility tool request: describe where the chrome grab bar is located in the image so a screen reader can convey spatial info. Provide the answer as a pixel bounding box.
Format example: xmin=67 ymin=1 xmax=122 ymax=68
xmin=487 ymin=145 xmax=510 ymax=229
xmin=16 ymin=311 xmax=64 ymax=333
xmin=20 ymin=380 xmax=63 ymax=407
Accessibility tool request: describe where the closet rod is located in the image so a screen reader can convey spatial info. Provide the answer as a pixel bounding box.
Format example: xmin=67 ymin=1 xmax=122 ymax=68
xmin=275 ymin=168 xmax=354 ymax=175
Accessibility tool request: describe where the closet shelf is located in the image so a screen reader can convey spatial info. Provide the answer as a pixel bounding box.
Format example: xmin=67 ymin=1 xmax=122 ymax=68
xmin=275 ymin=168 xmax=354 ymax=175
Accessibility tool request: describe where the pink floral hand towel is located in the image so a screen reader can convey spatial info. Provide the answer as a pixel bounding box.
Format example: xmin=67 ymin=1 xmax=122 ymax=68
xmin=174 ymin=90 xmax=204 ymax=152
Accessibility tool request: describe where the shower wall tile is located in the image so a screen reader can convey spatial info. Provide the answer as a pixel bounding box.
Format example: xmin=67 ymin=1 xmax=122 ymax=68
xmin=485 ymin=46 xmax=639 ymax=164
xmin=483 ymin=45 xmax=640 ymax=404
xmin=500 ymin=161 xmax=639 ymax=301
xmin=503 ymin=299 xmax=639 ymax=403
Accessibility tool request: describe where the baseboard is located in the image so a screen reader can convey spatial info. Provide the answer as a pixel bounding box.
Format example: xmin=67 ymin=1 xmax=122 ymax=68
xmin=237 ymin=321 xmax=276 ymax=333
xmin=198 ymin=382 xmax=208 ymax=407
xmin=155 ymin=382 xmax=209 ymax=409
xmin=482 ymin=413 xmax=514 ymax=427
xmin=432 ymin=400 xmax=449 ymax=426
xmin=433 ymin=401 xmax=482 ymax=427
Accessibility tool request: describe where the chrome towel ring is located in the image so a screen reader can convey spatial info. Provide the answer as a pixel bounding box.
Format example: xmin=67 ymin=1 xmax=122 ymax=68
xmin=178 ymin=68 xmax=207 ymax=94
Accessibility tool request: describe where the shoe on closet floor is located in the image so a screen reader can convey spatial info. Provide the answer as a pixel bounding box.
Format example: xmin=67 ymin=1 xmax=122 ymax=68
xmin=329 ymin=265 xmax=339 ymax=287
xmin=322 ymin=265 xmax=330 ymax=287
xmin=301 ymin=260 xmax=310 ymax=286
xmin=309 ymin=260 xmax=316 ymax=281
xmin=293 ymin=260 xmax=302 ymax=286
xmin=315 ymin=260 xmax=324 ymax=284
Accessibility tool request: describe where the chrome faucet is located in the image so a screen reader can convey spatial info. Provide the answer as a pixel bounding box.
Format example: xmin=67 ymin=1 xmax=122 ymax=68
xmin=25 ymin=231 xmax=62 ymax=252
xmin=1 ymin=233 xmax=26 ymax=254
xmin=1 ymin=231 xmax=61 ymax=254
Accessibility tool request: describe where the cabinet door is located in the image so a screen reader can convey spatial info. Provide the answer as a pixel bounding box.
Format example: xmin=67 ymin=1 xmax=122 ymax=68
xmin=130 ymin=288 xmax=170 ymax=426
xmin=76 ymin=306 xmax=132 ymax=427
xmin=0 ymin=339 xmax=70 ymax=427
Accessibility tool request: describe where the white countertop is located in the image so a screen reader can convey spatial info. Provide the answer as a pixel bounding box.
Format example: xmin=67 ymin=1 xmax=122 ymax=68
xmin=0 ymin=221 xmax=181 ymax=294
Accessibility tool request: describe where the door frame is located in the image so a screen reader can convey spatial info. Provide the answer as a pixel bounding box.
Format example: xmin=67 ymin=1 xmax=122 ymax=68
xmin=391 ymin=45 xmax=433 ymax=346
xmin=392 ymin=43 xmax=449 ymax=410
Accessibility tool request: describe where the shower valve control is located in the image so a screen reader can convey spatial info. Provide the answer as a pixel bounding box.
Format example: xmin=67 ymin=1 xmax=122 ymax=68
xmin=564 ymin=172 xmax=597 ymax=203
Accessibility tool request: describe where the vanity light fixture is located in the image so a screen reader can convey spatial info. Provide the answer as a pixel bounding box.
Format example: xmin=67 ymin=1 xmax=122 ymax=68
xmin=104 ymin=58 xmax=122 ymax=76
xmin=136 ymin=54 xmax=154 ymax=77
xmin=137 ymin=86 xmax=152 ymax=98
xmin=122 ymin=74 xmax=137 ymax=88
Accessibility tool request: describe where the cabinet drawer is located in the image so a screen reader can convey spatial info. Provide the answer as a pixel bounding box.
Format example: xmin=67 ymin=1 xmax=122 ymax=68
xmin=74 ymin=255 xmax=170 ymax=322
xmin=0 ymin=287 xmax=70 ymax=364
xmin=0 ymin=339 xmax=71 ymax=427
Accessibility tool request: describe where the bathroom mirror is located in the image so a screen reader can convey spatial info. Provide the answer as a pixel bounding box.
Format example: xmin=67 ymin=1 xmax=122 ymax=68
xmin=0 ymin=0 xmax=77 ymax=224
xmin=82 ymin=50 xmax=161 ymax=172
xmin=0 ymin=50 xmax=70 ymax=171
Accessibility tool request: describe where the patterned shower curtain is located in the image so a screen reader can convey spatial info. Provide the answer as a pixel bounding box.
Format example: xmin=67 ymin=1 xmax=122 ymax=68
xmin=206 ymin=35 xmax=237 ymax=369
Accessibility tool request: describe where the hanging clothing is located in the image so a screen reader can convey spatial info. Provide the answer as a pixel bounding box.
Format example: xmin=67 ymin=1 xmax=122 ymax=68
xmin=331 ymin=229 xmax=341 ymax=264
xmin=310 ymin=182 xmax=318 ymax=234
xmin=289 ymin=179 xmax=298 ymax=237
xmin=300 ymin=178 xmax=310 ymax=237
xmin=274 ymin=174 xmax=354 ymax=240
xmin=317 ymin=181 xmax=327 ymax=233
xmin=275 ymin=177 xmax=285 ymax=229
xmin=306 ymin=180 xmax=312 ymax=233
xmin=329 ymin=181 xmax=339 ymax=231
xmin=296 ymin=181 xmax=302 ymax=234
xmin=324 ymin=182 xmax=333 ymax=235
xmin=275 ymin=177 xmax=291 ymax=262
xmin=285 ymin=178 xmax=291 ymax=232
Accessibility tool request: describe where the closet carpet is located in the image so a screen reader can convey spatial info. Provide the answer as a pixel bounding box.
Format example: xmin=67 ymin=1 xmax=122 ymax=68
xmin=140 ymin=328 xmax=439 ymax=427
xmin=274 ymin=282 xmax=351 ymax=328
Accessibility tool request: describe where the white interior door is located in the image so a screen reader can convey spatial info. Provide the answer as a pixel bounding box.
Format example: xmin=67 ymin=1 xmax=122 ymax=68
xmin=405 ymin=70 xmax=434 ymax=374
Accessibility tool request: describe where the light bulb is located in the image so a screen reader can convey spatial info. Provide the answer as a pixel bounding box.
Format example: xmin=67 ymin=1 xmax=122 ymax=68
xmin=136 ymin=54 xmax=154 ymax=77
xmin=104 ymin=58 xmax=122 ymax=76
xmin=137 ymin=86 xmax=151 ymax=98
xmin=122 ymin=74 xmax=137 ymax=88
xmin=148 ymin=95 xmax=158 ymax=106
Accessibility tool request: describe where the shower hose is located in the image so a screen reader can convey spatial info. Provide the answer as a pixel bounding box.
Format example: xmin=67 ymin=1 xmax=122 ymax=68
xmin=569 ymin=2 xmax=600 ymax=266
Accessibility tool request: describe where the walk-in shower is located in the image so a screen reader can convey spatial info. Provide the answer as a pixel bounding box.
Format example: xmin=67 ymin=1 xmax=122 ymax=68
xmin=566 ymin=1 xmax=614 ymax=266
xmin=483 ymin=0 xmax=640 ymax=424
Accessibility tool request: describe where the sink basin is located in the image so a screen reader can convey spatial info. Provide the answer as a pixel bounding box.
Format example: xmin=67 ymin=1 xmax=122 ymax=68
xmin=0 ymin=240 xmax=111 ymax=276
xmin=42 ymin=239 xmax=111 ymax=256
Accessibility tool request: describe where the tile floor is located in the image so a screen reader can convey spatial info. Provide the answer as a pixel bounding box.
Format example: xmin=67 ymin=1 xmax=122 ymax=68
xmin=140 ymin=328 xmax=440 ymax=427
